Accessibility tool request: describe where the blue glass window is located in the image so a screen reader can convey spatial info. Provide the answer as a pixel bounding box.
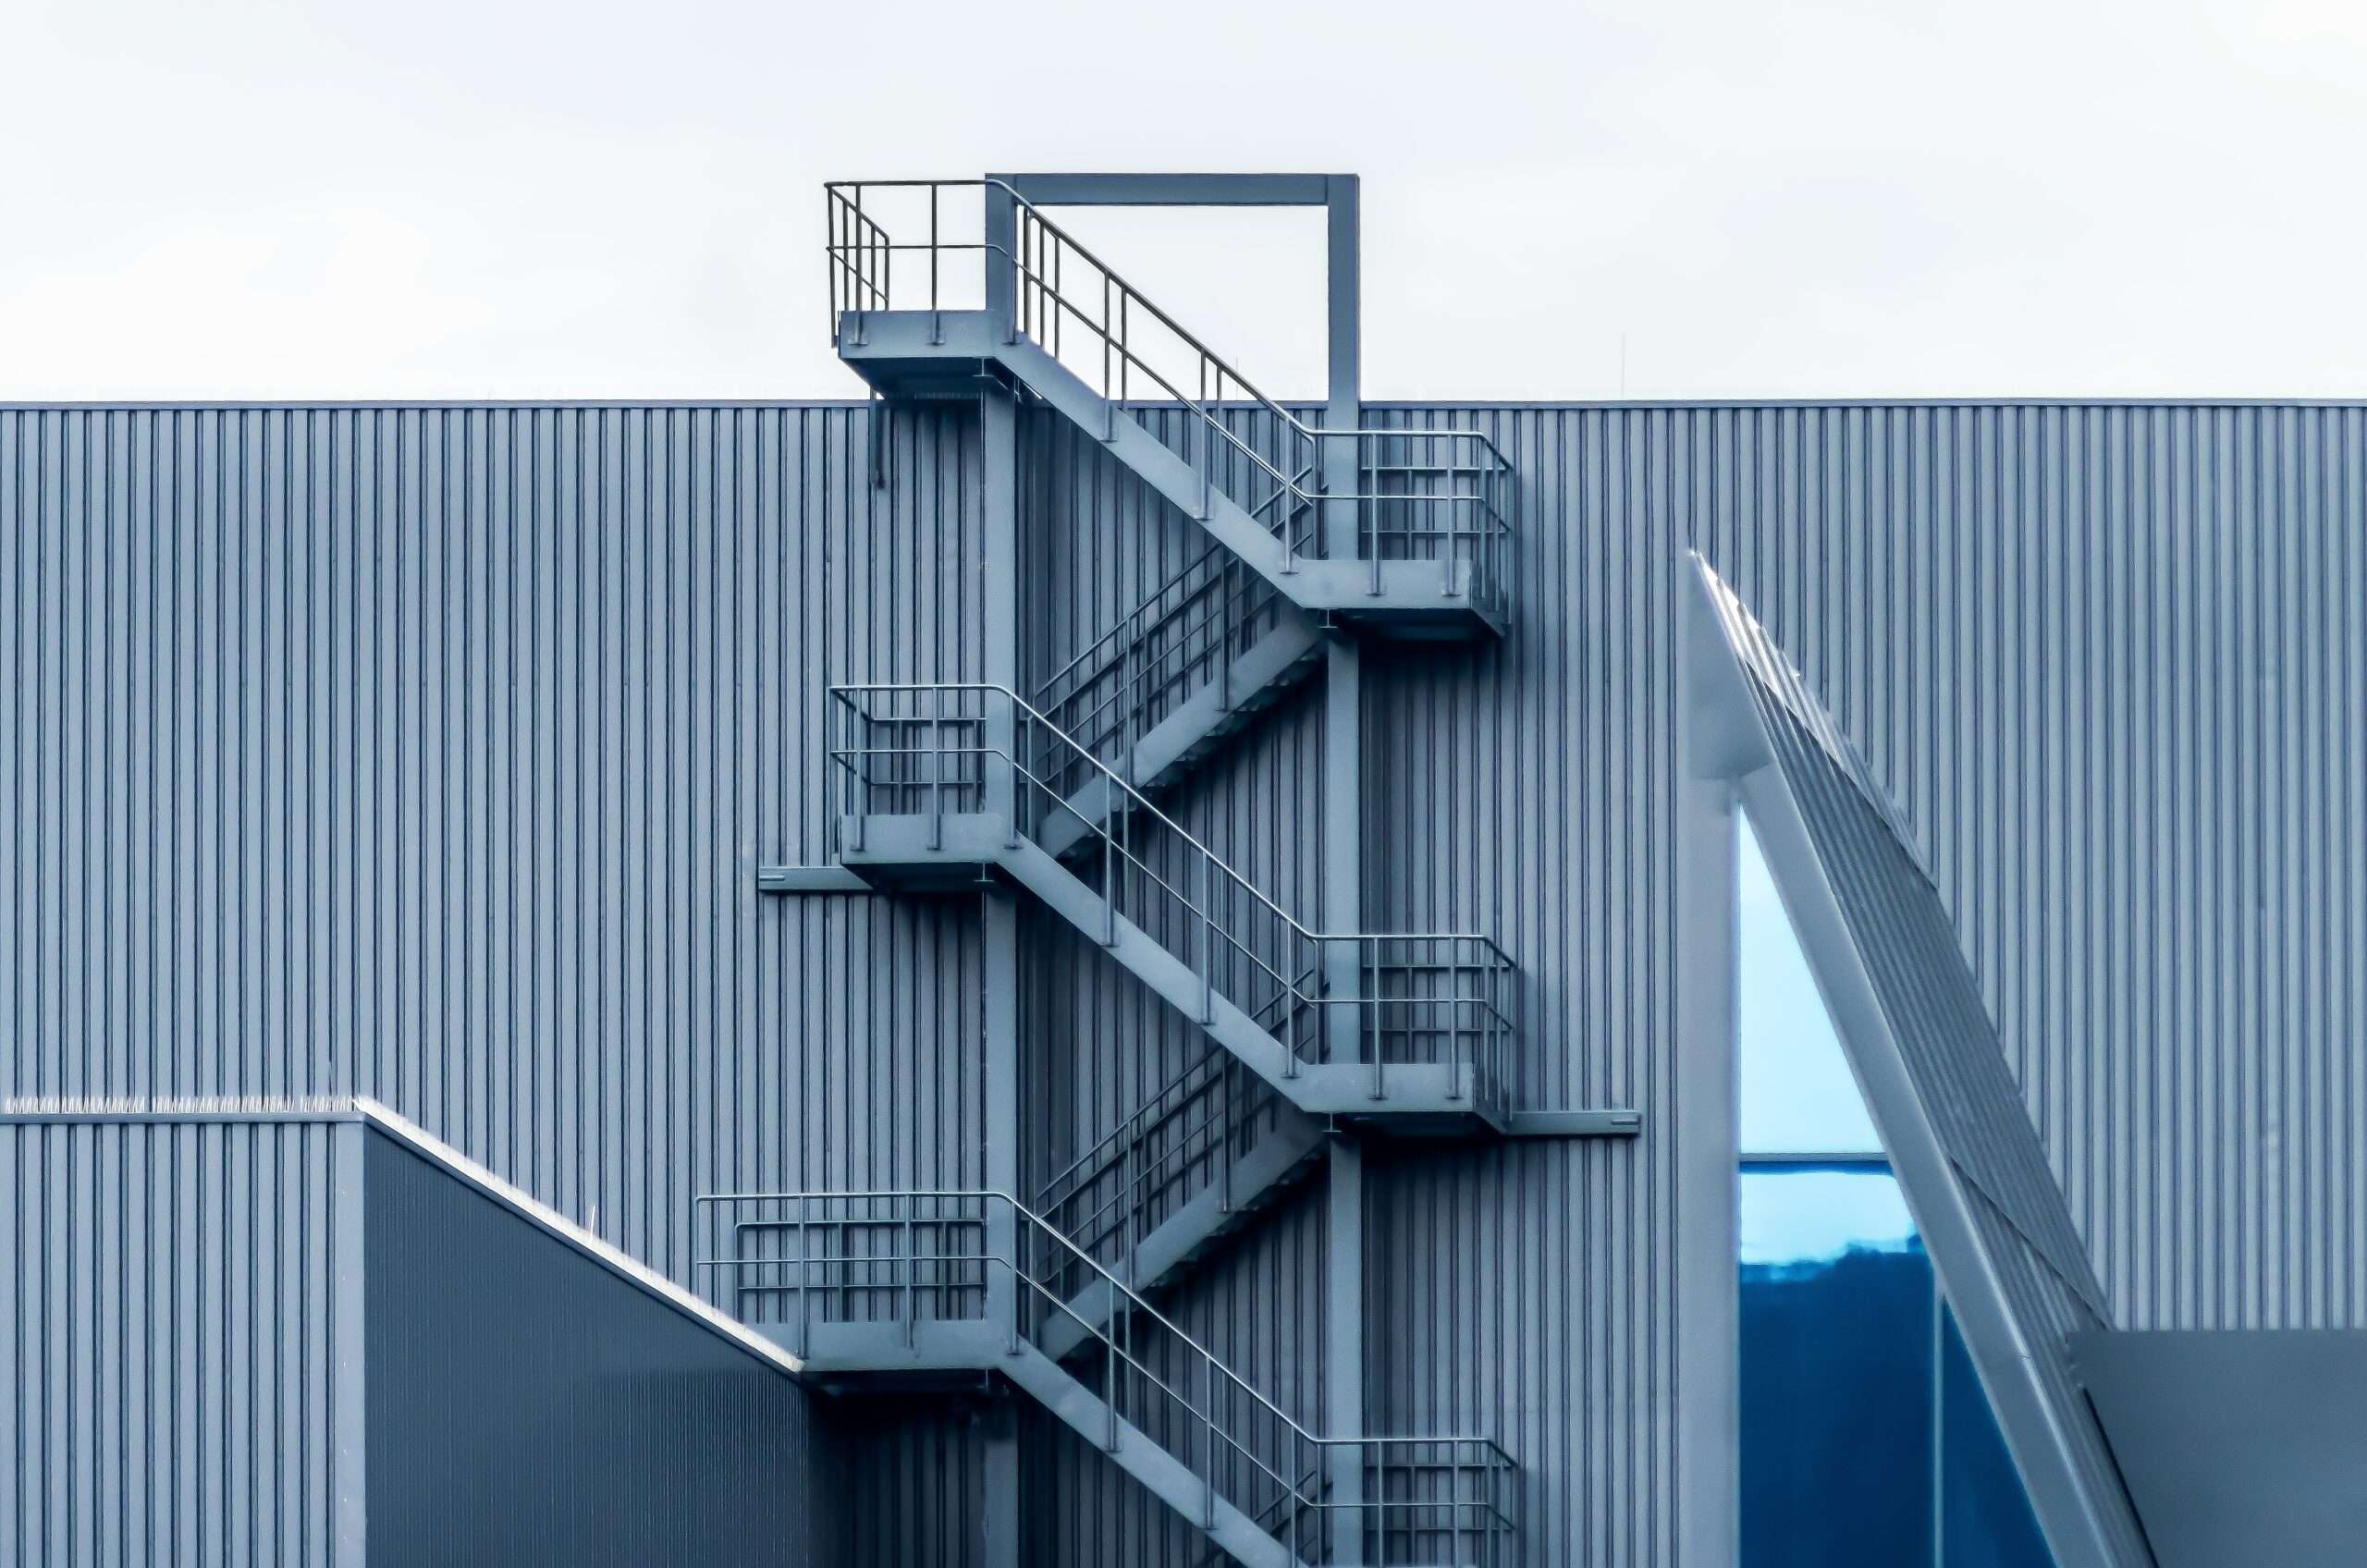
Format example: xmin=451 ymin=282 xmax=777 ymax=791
xmin=1741 ymin=1167 xmax=1932 ymax=1567
xmin=1941 ymin=1308 xmax=2054 ymax=1566
xmin=1736 ymin=812 xmax=2054 ymax=1568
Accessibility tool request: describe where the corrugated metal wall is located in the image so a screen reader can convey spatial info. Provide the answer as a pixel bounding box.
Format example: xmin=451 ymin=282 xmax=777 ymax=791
xmin=363 ymin=1122 xmax=824 ymax=1564
xmin=8 ymin=398 xmax=2367 ymax=1564
xmin=0 ymin=401 xmax=991 ymax=1563
xmin=0 ymin=401 xmax=987 ymax=1210
xmin=0 ymin=1117 xmax=357 ymax=1567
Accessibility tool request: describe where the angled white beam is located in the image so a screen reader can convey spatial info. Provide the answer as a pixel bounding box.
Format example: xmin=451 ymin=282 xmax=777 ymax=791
xmin=1682 ymin=552 xmax=2151 ymax=1568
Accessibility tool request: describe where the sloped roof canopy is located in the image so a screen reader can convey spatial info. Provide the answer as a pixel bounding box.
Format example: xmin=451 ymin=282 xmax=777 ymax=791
xmin=1684 ymin=554 xmax=2153 ymax=1568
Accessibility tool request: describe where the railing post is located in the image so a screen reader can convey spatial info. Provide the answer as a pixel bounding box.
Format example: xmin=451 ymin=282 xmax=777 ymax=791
xmin=799 ymin=1192 xmax=812 ymax=1360
xmin=1116 ymin=1133 xmax=1131 ymax=1290
xmin=1368 ymin=937 xmax=1385 ymax=1102
xmin=1101 ymin=787 xmax=1118 ymax=947
xmin=928 ymin=686 xmax=944 ymax=851
xmin=1216 ymin=557 xmax=1234 ymax=712
xmin=1105 ymin=1315 xmax=1121 ymax=1453
xmin=902 ymin=1198 xmax=917 ymax=1348
xmin=1284 ymin=935 xmax=1301 ymax=1080
xmin=1006 ymin=1213 xmax=1022 ymax=1355
xmin=1201 ymin=1355 xmax=1217 ymax=1531
xmin=1441 ymin=434 xmax=1459 ymax=596
xmin=1456 ymin=1446 xmax=1471 ymax=1567
xmin=1199 ymin=844 xmax=1215 ymax=1025
xmin=1219 ymin=1061 xmax=1233 ymax=1214
xmin=1448 ymin=941 xmax=1466 ymax=1103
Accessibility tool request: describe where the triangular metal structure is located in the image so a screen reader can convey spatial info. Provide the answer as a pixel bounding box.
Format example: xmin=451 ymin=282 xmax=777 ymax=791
xmin=1684 ymin=552 xmax=2155 ymax=1568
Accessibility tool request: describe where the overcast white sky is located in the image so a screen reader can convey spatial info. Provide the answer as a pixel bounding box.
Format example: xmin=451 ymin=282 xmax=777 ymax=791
xmin=7 ymin=0 xmax=2367 ymax=402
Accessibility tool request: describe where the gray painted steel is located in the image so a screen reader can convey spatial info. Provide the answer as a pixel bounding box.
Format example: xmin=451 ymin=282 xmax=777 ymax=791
xmin=0 ymin=1116 xmax=359 ymax=1567
xmin=1690 ymin=555 xmax=2145 ymax=1564
xmin=363 ymin=1123 xmax=821 ymax=1564
xmin=2072 ymin=1329 xmax=2367 ymax=1566
xmin=0 ymin=1104 xmax=820 ymax=1565
xmin=11 ymin=398 xmax=2367 ymax=1562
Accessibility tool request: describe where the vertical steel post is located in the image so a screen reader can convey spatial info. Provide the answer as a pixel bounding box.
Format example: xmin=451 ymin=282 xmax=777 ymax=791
xmin=902 ymin=1199 xmax=917 ymax=1348
xmin=1200 ymin=853 xmax=1215 ymax=1024
xmin=1202 ymin=1356 xmax=1217 ymax=1530
xmin=929 ymin=685 xmax=943 ymax=851
xmin=1319 ymin=209 xmax=1370 ymax=1534
xmin=1219 ymin=1061 xmax=1233 ymax=1214
xmin=1448 ymin=942 xmax=1466 ymax=1101
xmin=977 ymin=375 xmax=1024 ymax=1568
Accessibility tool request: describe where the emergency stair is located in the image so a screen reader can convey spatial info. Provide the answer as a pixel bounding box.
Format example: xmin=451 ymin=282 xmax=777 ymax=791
xmin=826 ymin=679 xmax=1520 ymax=1134
xmin=776 ymin=179 xmax=1535 ymax=1565
xmin=817 ymin=178 xmax=1525 ymax=1347
xmin=826 ymin=179 xmax=1517 ymax=829
xmin=696 ymin=1189 xmax=1517 ymax=1568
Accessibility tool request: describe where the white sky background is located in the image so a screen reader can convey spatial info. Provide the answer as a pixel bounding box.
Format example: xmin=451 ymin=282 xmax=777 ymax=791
xmin=7 ymin=0 xmax=2367 ymax=402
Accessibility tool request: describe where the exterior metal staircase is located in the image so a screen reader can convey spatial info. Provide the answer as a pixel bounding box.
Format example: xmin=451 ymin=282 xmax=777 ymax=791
xmin=1031 ymin=540 xmax=1327 ymax=855
xmin=826 ymin=178 xmax=1517 ymax=643
xmin=828 ymin=681 xmax=1519 ymax=1132
xmin=1031 ymin=1052 xmax=1328 ymax=1358
xmin=741 ymin=177 xmax=1549 ymax=1565
xmin=697 ymin=1189 xmax=1516 ymax=1568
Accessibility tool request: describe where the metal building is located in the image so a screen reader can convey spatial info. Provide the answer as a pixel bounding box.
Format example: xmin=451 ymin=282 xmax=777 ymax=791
xmin=5 ymin=173 xmax=2364 ymax=1567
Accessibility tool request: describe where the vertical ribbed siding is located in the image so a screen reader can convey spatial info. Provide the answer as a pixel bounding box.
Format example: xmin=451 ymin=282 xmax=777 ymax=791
xmin=0 ymin=401 xmax=987 ymax=1264
xmin=1361 ymin=400 xmax=2367 ymax=1565
xmin=9 ymin=397 xmax=2367 ymax=1566
xmin=0 ymin=1118 xmax=355 ymax=1567
xmin=0 ymin=402 xmax=988 ymax=1567
xmin=1361 ymin=405 xmax=1677 ymax=1568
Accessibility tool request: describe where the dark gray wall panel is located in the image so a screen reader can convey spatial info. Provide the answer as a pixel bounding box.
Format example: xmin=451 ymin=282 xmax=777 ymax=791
xmin=2073 ymin=1329 xmax=2367 ymax=1567
xmin=0 ymin=1118 xmax=356 ymax=1567
xmin=362 ymin=1124 xmax=821 ymax=1565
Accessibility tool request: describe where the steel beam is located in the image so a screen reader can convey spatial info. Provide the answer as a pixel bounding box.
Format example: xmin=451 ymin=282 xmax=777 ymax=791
xmin=978 ymin=382 xmax=1024 ymax=1568
xmin=989 ymin=172 xmax=1336 ymax=208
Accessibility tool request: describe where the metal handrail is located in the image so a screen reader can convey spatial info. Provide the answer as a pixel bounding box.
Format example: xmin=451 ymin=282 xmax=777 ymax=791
xmin=1036 ymin=534 xmax=1285 ymax=715
xmin=830 ymin=680 xmax=1518 ymax=1109
xmin=832 ymin=682 xmax=1506 ymax=955
xmin=823 ymin=178 xmax=1516 ymax=613
xmin=1037 ymin=1052 xmax=1227 ymax=1211
xmin=1036 ymin=554 xmax=1289 ymax=781
xmin=825 ymin=178 xmax=1516 ymax=469
xmin=696 ymin=1186 xmax=1517 ymax=1562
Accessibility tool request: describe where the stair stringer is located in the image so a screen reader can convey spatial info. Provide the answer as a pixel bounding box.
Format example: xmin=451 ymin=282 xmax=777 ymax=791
xmin=1000 ymin=1341 xmax=1308 ymax=1568
xmin=841 ymin=814 xmax=1488 ymax=1122
xmin=1036 ymin=1108 xmax=1329 ymax=1363
xmin=1036 ymin=607 xmax=1326 ymax=860
xmin=840 ymin=312 xmax=1493 ymax=621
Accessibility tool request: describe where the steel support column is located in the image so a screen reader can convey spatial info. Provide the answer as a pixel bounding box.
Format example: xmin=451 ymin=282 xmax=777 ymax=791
xmin=1320 ymin=173 xmax=1367 ymax=1562
xmin=1674 ymin=560 xmax=1745 ymax=1568
xmin=979 ymin=383 xmax=1024 ymax=1568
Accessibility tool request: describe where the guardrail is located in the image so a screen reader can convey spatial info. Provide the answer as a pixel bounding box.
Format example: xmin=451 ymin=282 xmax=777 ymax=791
xmin=828 ymin=681 xmax=1519 ymax=1118
xmin=1034 ymin=536 xmax=1302 ymax=785
xmin=697 ymin=1188 xmax=1517 ymax=1566
xmin=823 ymin=178 xmax=1514 ymax=619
